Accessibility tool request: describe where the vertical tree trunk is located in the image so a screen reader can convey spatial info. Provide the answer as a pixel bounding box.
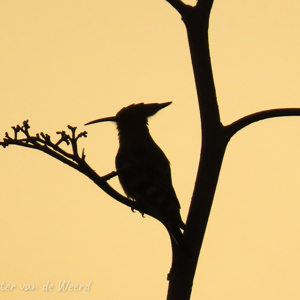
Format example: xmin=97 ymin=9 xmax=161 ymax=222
xmin=166 ymin=1 xmax=230 ymax=299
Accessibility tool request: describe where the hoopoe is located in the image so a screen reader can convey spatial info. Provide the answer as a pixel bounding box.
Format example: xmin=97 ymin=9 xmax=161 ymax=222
xmin=85 ymin=102 xmax=185 ymax=248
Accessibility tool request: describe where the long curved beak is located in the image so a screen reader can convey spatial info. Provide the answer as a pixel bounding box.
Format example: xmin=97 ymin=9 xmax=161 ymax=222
xmin=85 ymin=116 xmax=117 ymax=126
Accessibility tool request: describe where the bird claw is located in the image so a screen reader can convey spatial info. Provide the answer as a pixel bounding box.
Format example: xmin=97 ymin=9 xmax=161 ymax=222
xmin=131 ymin=206 xmax=145 ymax=218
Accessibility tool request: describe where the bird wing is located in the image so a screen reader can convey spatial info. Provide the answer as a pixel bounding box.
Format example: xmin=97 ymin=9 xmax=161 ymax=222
xmin=116 ymin=141 xmax=180 ymax=207
xmin=115 ymin=141 xmax=185 ymax=229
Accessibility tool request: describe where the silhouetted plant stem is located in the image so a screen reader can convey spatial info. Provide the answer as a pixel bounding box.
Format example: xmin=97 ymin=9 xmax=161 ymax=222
xmin=0 ymin=121 xmax=133 ymax=209
xmin=226 ymin=108 xmax=300 ymax=137
xmin=166 ymin=0 xmax=300 ymax=300
xmin=166 ymin=1 xmax=224 ymax=299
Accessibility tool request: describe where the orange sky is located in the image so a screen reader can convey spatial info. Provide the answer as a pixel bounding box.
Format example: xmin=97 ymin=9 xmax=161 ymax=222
xmin=0 ymin=1 xmax=300 ymax=299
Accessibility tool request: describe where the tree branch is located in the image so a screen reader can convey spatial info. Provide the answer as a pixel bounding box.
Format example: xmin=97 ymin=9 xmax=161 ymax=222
xmin=226 ymin=108 xmax=300 ymax=138
xmin=0 ymin=120 xmax=136 ymax=210
xmin=182 ymin=0 xmax=220 ymax=133
xmin=165 ymin=1 xmax=224 ymax=300
xmin=165 ymin=0 xmax=190 ymax=15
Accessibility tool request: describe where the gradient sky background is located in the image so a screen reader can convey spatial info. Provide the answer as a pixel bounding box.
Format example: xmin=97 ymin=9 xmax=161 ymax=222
xmin=0 ymin=0 xmax=300 ymax=299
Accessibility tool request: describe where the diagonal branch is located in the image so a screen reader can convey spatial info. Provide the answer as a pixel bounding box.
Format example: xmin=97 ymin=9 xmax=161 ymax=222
xmin=226 ymin=108 xmax=300 ymax=138
xmin=0 ymin=120 xmax=136 ymax=210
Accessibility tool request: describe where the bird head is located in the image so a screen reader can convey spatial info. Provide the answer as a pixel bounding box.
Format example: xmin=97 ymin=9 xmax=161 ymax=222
xmin=85 ymin=102 xmax=172 ymax=129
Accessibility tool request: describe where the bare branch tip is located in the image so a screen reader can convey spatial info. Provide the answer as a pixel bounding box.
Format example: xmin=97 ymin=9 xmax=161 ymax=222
xmin=23 ymin=120 xmax=30 ymax=129
xmin=76 ymin=131 xmax=88 ymax=140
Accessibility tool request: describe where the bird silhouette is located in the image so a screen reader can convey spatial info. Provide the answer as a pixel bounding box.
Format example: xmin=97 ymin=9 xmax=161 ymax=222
xmin=85 ymin=102 xmax=185 ymax=248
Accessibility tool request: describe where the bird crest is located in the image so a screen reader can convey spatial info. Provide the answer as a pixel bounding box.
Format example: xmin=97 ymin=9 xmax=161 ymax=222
xmin=116 ymin=102 xmax=172 ymax=122
xmin=85 ymin=102 xmax=172 ymax=126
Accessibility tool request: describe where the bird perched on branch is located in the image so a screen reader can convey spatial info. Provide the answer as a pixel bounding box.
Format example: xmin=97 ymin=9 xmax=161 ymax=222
xmin=85 ymin=102 xmax=185 ymax=248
